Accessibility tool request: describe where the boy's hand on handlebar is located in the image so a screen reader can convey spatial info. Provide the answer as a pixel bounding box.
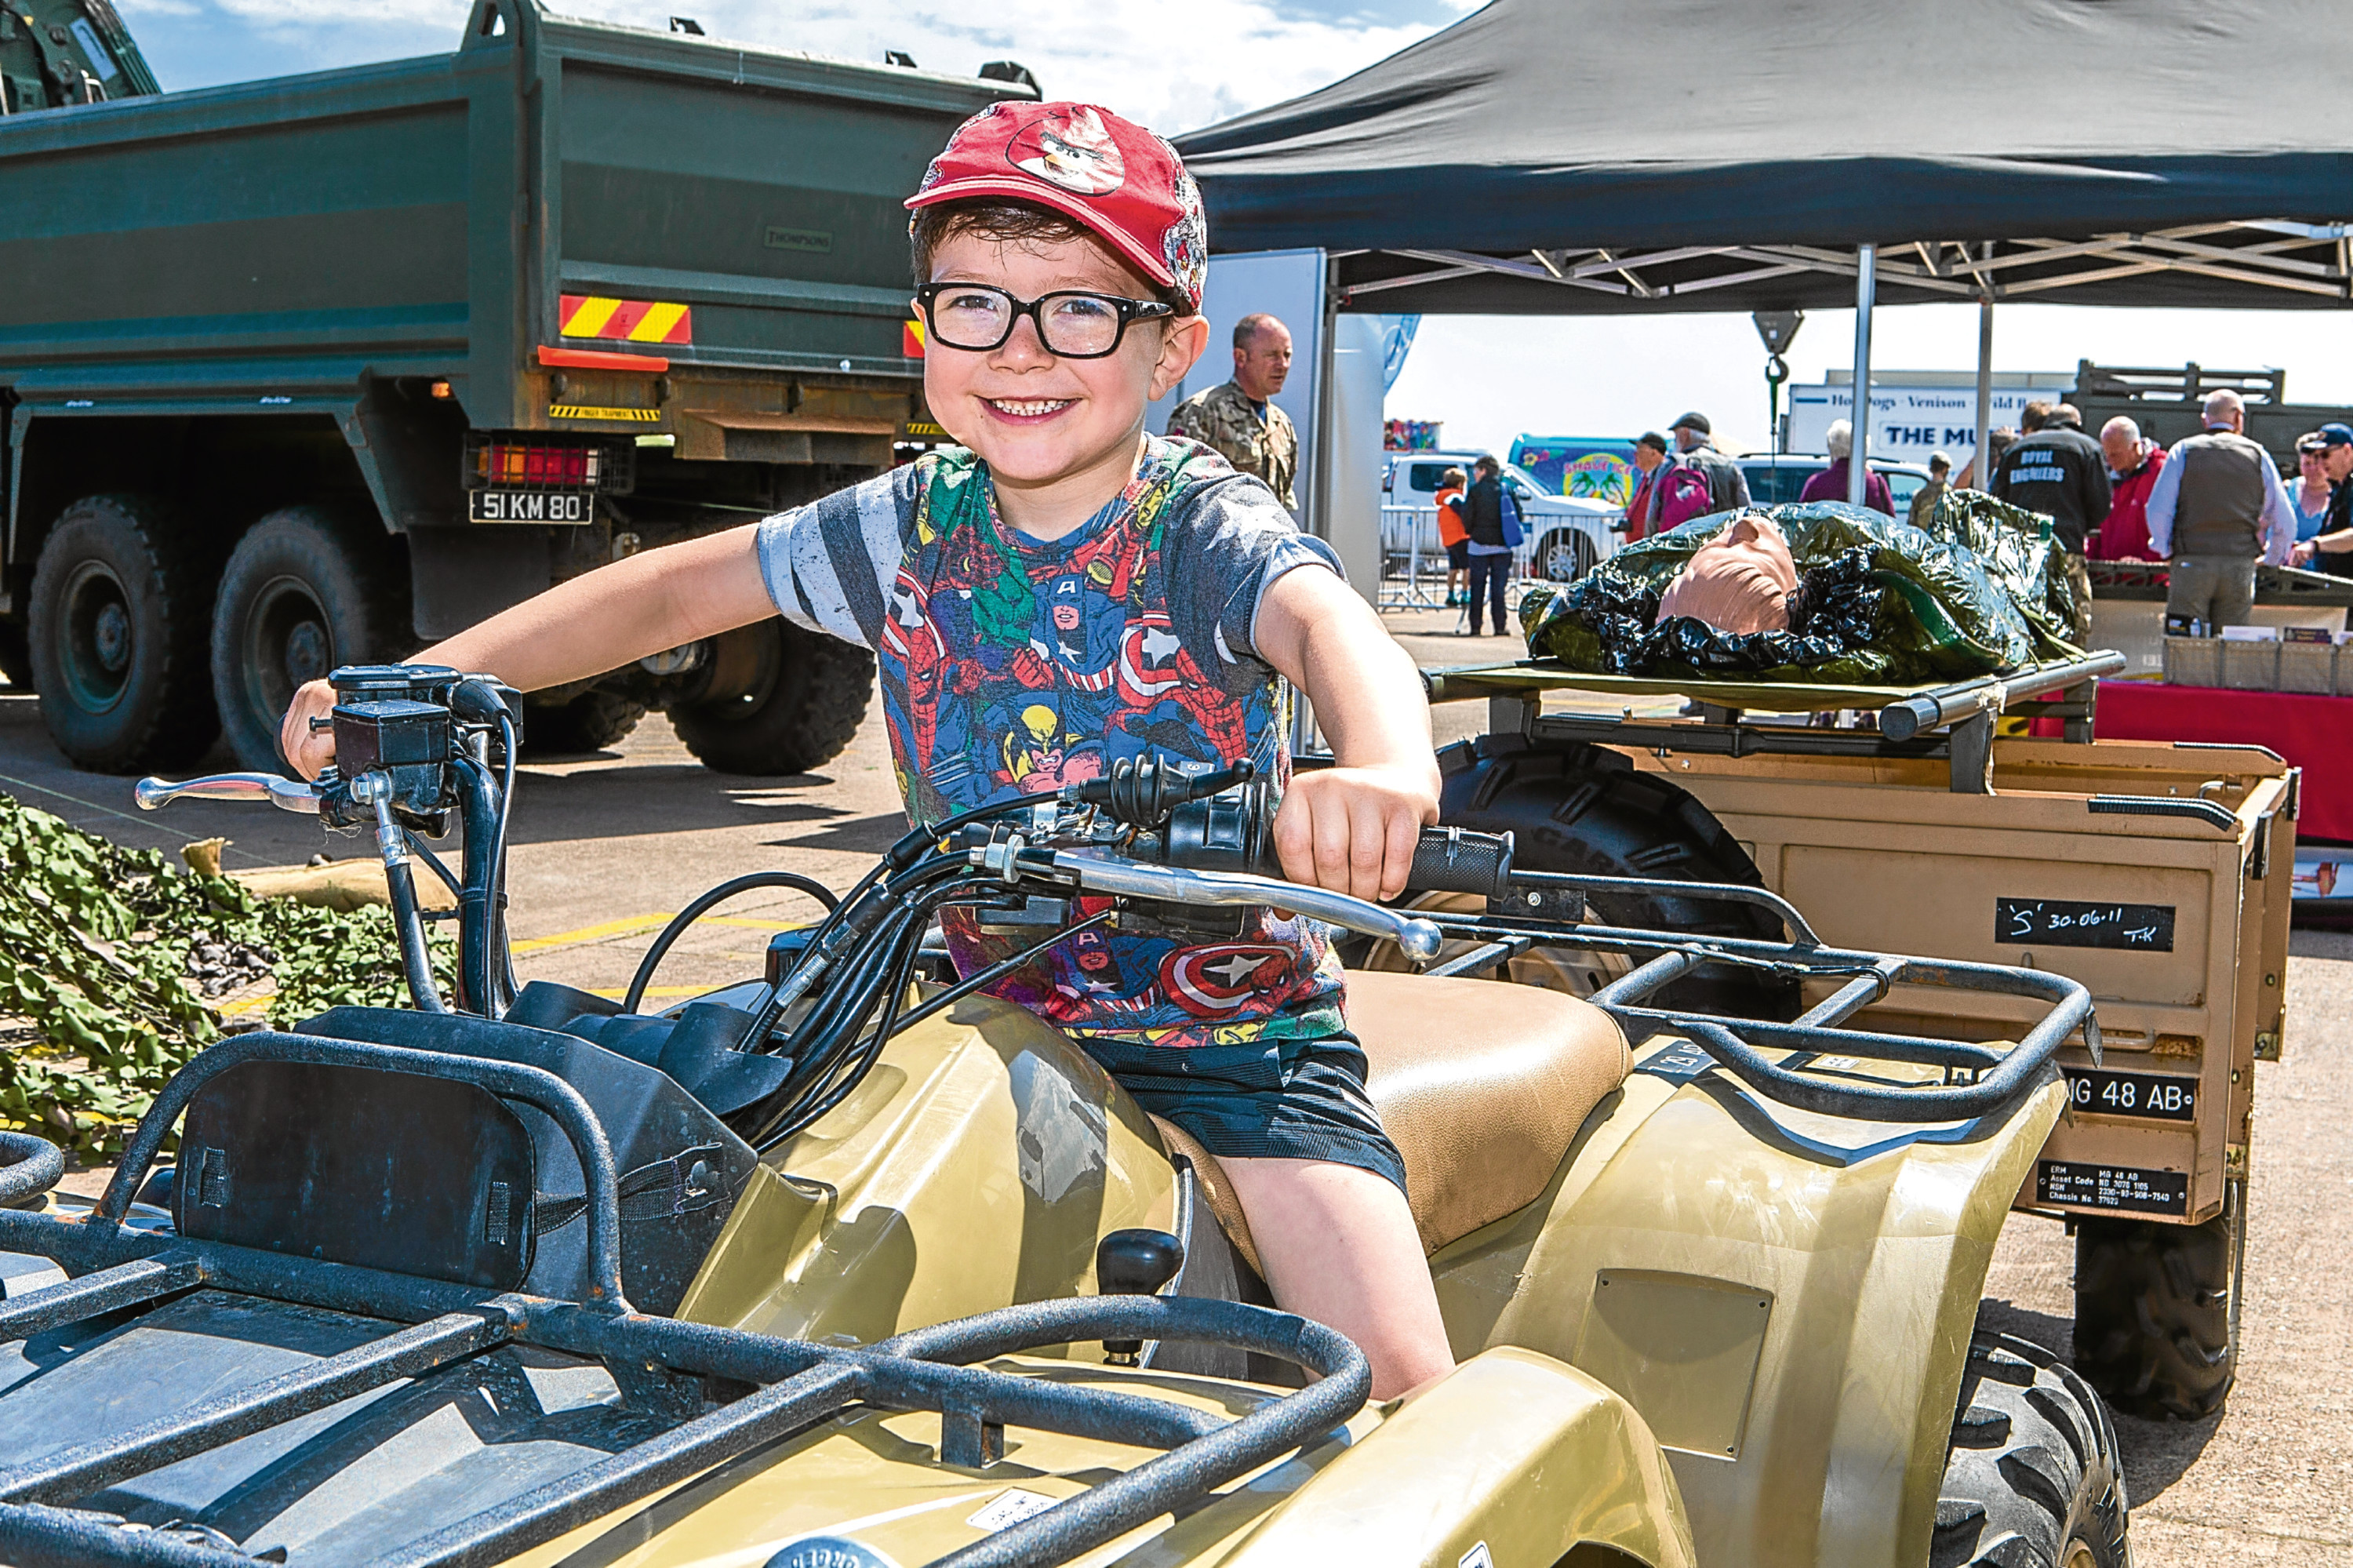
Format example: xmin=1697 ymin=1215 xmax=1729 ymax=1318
xmin=280 ymin=679 xmax=339 ymax=780
xmin=1272 ymin=765 xmax=1440 ymax=904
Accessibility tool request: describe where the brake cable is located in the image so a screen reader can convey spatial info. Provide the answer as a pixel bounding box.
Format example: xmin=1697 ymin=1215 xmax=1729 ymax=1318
xmin=621 ymin=870 xmax=842 ymax=1014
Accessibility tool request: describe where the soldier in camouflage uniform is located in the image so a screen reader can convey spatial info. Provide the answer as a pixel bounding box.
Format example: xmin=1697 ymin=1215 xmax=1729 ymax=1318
xmin=1166 ymin=312 xmax=1299 ymax=510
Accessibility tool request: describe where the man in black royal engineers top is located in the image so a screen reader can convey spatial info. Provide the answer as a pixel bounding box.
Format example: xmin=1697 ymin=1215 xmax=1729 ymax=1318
xmin=1991 ymin=401 xmax=2110 ymax=644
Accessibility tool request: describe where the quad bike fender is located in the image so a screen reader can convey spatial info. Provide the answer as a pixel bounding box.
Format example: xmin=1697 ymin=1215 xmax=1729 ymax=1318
xmin=1430 ymin=1050 xmax=2068 ymax=1568
xmin=1202 ymin=1346 xmax=1696 ymax=1568
xmin=674 ymin=997 xmax=1176 ymax=1348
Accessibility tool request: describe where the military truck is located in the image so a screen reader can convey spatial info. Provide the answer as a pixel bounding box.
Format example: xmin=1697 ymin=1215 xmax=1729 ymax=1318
xmin=0 ymin=0 xmax=1031 ymax=774
xmin=2069 ymin=359 xmax=2353 ymax=472
xmin=0 ymin=0 xmax=154 ymax=114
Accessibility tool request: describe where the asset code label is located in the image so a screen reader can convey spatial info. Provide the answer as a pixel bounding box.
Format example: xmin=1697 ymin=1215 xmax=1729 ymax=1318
xmin=1995 ymin=897 xmax=2175 ymax=951
xmin=2062 ymin=1068 xmax=2198 ymax=1122
xmin=2036 ymin=1160 xmax=2191 ymax=1216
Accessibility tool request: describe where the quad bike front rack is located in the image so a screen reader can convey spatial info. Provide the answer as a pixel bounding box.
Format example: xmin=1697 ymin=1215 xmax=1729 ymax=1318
xmin=0 ymin=1035 xmax=1369 ymax=1568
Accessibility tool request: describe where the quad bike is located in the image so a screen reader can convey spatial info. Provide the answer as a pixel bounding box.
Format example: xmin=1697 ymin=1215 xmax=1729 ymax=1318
xmin=0 ymin=664 xmax=2133 ymax=1567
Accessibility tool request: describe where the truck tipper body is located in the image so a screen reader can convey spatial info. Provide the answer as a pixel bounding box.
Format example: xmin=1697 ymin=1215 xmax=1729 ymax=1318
xmin=0 ymin=0 xmax=1030 ymax=773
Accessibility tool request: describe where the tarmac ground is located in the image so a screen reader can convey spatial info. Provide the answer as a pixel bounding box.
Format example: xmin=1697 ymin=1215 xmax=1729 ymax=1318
xmin=1 ymin=606 xmax=2346 ymax=1563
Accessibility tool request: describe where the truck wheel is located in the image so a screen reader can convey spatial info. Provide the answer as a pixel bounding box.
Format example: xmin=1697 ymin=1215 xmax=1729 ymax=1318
xmin=1437 ymin=733 xmax=1800 ymax=1018
xmin=668 ymin=618 xmax=873 ymax=777
xmin=0 ymin=618 xmax=31 ymax=691
xmin=522 ymin=689 xmax=646 ymax=756
xmin=1933 ymin=1330 xmax=2131 ymax=1568
xmin=2073 ymin=1181 xmax=2241 ymax=1419
xmin=27 ymin=494 xmax=220 ymax=772
xmin=1537 ymin=529 xmax=1597 ymax=583
xmin=209 ymin=507 xmax=409 ymax=773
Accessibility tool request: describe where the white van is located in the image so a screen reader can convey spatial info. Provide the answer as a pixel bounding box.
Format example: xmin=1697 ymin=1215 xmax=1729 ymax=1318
xmin=1381 ymin=451 xmax=1622 ymax=582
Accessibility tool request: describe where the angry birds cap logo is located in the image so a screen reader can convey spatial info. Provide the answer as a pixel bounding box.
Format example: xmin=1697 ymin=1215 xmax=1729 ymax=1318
xmin=1006 ymin=106 xmax=1126 ymax=195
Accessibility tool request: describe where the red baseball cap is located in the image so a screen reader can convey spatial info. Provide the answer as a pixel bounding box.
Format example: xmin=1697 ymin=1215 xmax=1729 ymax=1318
xmin=907 ymin=101 xmax=1207 ymax=313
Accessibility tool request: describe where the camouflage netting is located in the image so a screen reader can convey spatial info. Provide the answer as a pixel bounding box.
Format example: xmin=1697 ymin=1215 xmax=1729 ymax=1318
xmin=1518 ymin=495 xmax=2086 ymax=685
xmin=0 ymin=793 xmax=453 ymax=1160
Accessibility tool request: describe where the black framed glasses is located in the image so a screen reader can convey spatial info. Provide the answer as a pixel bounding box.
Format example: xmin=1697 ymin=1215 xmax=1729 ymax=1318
xmin=915 ymin=282 xmax=1175 ymax=358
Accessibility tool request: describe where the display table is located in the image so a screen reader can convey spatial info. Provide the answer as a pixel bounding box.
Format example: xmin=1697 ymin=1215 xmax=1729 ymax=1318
xmin=2092 ymin=681 xmax=2353 ymax=843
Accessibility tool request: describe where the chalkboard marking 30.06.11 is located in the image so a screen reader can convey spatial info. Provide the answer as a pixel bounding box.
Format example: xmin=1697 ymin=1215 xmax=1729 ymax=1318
xmin=1995 ymin=897 xmax=2175 ymax=952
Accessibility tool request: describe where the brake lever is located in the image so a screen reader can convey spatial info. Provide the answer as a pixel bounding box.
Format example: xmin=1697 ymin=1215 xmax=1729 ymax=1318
xmin=135 ymin=773 xmax=323 ymax=815
xmin=1046 ymin=851 xmax=1443 ymax=962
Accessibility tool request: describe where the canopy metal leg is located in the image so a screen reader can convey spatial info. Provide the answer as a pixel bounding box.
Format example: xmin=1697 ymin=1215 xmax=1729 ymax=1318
xmin=1848 ymin=242 xmax=1875 ymax=507
xmin=1974 ymin=283 xmax=1995 ymax=488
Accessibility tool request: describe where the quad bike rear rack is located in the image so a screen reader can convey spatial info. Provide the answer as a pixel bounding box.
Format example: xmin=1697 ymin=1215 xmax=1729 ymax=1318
xmin=0 ymin=1033 xmax=1369 ymax=1568
xmin=1410 ymin=880 xmax=2097 ymax=1121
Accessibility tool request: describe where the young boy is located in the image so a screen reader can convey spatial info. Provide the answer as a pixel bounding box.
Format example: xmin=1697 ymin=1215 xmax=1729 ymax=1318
xmin=281 ymin=101 xmax=1453 ymax=1399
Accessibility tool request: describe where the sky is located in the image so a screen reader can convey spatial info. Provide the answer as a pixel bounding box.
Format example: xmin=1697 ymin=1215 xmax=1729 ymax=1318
xmin=111 ymin=0 xmax=2353 ymax=460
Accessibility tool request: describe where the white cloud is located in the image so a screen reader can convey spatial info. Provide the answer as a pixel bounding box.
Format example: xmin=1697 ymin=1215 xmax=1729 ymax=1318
xmin=572 ymin=0 xmax=1444 ymax=134
xmin=129 ymin=0 xmax=1446 ymax=134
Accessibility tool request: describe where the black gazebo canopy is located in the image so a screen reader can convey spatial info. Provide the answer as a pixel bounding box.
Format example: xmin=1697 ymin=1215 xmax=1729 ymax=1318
xmin=1175 ymin=0 xmax=2353 ymax=315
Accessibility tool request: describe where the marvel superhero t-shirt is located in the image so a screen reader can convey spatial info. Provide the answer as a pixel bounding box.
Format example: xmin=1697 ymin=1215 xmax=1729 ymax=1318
xmin=755 ymin=437 xmax=1347 ymax=1047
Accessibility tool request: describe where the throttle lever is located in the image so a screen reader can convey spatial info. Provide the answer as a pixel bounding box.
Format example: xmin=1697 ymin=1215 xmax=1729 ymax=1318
xmin=135 ymin=773 xmax=323 ymax=815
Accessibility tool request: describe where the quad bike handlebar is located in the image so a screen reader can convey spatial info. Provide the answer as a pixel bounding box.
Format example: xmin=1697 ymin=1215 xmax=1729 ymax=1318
xmin=131 ymin=667 xmax=2084 ymax=1139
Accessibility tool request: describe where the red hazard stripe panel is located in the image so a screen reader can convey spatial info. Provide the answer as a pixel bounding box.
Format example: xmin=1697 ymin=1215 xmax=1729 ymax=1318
xmin=560 ymin=294 xmax=693 ymax=345
xmin=903 ymin=318 xmax=926 ymax=358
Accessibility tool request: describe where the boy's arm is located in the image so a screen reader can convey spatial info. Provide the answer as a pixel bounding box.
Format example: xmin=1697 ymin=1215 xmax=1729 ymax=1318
xmin=280 ymin=526 xmax=774 ymax=778
xmin=1252 ymin=566 xmax=1441 ymax=904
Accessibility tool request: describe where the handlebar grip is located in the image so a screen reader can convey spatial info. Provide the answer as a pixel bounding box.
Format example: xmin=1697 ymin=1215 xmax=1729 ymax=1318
xmin=1405 ymin=827 xmax=1514 ymax=900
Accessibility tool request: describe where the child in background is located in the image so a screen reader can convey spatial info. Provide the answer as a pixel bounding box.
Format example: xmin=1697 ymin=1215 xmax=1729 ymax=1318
xmin=1435 ymin=465 xmax=1469 ymax=606
xmin=281 ymin=100 xmax=1457 ymax=1401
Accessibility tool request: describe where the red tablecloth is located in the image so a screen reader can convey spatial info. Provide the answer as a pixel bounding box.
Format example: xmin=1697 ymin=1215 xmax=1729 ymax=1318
xmin=2090 ymin=681 xmax=2353 ymax=843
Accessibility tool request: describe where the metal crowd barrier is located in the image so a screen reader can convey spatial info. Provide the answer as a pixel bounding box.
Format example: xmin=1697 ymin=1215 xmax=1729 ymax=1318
xmin=1377 ymin=504 xmax=1542 ymax=614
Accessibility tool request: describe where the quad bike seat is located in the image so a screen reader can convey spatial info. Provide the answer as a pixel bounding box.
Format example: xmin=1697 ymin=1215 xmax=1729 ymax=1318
xmin=1152 ymin=970 xmax=1630 ymax=1277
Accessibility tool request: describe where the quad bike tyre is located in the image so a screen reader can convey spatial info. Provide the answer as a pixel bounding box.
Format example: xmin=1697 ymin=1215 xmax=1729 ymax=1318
xmin=670 ymin=617 xmax=873 ymax=777
xmin=2073 ymin=1181 xmax=2242 ymax=1420
xmin=27 ymin=493 xmax=220 ymax=772
xmin=1435 ymin=733 xmax=1800 ymax=1017
xmin=209 ymin=506 xmax=410 ymax=773
xmin=522 ymin=688 xmax=648 ymax=756
xmin=1934 ymin=1330 xmax=2132 ymax=1568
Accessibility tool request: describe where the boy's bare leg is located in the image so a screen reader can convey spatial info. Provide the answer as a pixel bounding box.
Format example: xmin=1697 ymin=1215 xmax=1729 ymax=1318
xmin=1217 ymin=1155 xmax=1455 ymax=1400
